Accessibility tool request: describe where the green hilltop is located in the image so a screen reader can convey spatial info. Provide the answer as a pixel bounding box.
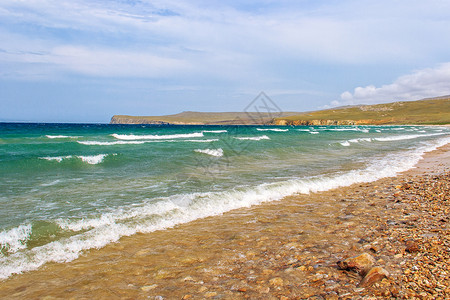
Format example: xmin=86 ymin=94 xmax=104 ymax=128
xmin=272 ymin=96 xmax=450 ymax=126
xmin=111 ymin=96 xmax=450 ymax=125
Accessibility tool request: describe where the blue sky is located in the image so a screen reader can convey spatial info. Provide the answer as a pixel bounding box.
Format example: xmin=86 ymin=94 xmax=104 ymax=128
xmin=1 ymin=0 xmax=450 ymax=122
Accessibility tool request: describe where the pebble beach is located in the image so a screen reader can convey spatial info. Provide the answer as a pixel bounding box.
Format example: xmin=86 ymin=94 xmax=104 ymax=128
xmin=0 ymin=144 xmax=449 ymax=299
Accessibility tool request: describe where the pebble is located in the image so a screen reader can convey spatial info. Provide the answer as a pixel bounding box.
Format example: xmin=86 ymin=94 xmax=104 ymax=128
xmin=140 ymin=284 xmax=158 ymax=292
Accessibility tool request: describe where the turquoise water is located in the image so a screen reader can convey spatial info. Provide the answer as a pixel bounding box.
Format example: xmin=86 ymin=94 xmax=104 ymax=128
xmin=0 ymin=123 xmax=449 ymax=279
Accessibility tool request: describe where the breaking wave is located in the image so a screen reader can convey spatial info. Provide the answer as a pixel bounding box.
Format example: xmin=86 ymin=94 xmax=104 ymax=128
xmin=112 ymin=132 xmax=204 ymax=140
xmin=194 ymin=148 xmax=224 ymax=157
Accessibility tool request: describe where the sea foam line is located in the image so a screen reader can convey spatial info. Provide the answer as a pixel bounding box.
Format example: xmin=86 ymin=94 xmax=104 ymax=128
xmin=234 ymin=135 xmax=270 ymax=141
xmin=78 ymin=141 xmax=146 ymax=146
xmin=39 ymin=154 xmax=111 ymax=165
xmin=374 ymin=132 xmax=446 ymax=142
xmin=78 ymin=139 xmax=219 ymax=146
xmin=256 ymin=128 xmax=289 ymax=132
xmin=202 ymin=130 xmax=228 ymax=133
xmin=112 ymin=132 xmax=204 ymax=140
xmin=45 ymin=135 xmax=80 ymax=139
xmin=194 ymin=148 xmax=224 ymax=157
xmin=338 ymin=132 xmax=447 ymax=146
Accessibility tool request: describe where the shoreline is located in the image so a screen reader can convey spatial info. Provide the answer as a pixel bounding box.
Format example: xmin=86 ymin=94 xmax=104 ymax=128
xmin=1 ymin=144 xmax=449 ymax=299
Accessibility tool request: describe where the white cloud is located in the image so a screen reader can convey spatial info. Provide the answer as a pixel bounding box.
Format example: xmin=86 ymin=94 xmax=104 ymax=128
xmin=335 ymin=63 xmax=450 ymax=105
xmin=2 ymin=0 xmax=450 ymax=82
xmin=51 ymin=46 xmax=191 ymax=78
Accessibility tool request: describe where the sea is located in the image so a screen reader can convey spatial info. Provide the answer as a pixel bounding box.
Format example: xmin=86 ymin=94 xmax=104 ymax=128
xmin=0 ymin=123 xmax=449 ymax=280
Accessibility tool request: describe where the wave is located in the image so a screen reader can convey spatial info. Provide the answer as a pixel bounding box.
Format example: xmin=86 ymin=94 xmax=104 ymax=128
xmin=194 ymin=148 xmax=224 ymax=157
xmin=202 ymin=130 xmax=228 ymax=133
xmin=0 ymin=225 xmax=32 ymax=255
xmin=234 ymin=135 xmax=270 ymax=141
xmin=256 ymin=128 xmax=289 ymax=132
xmin=338 ymin=132 xmax=448 ymax=146
xmin=339 ymin=138 xmax=372 ymax=146
xmin=2 ymin=136 xmax=448 ymax=280
xmin=310 ymin=131 xmax=319 ymax=134
xmin=78 ymin=139 xmax=219 ymax=146
xmin=112 ymin=132 xmax=204 ymax=140
xmin=45 ymin=135 xmax=80 ymax=139
xmin=326 ymin=128 xmax=359 ymax=132
xmin=40 ymin=180 xmax=62 ymax=187
xmin=184 ymin=139 xmax=219 ymax=143
xmin=39 ymin=154 xmax=112 ymax=165
xmin=374 ymin=132 xmax=446 ymax=142
xmin=78 ymin=141 xmax=146 ymax=146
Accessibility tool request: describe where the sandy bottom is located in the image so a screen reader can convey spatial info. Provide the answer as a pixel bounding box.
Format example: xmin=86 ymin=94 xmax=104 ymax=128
xmin=0 ymin=145 xmax=449 ymax=299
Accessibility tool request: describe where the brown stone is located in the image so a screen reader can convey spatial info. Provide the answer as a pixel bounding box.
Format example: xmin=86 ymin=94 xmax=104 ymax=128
xmin=269 ymin=277 xmax=284 ymax=286
xmin=405 ymin=240 xmax=420 ymax=253
xmin=358 ymin=267 xmax=389 ymax=287
xmin=337 ymin=253 xmax=375 ymax=276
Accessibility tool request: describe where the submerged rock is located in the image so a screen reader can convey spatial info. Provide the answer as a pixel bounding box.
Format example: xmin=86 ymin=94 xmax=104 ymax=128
xmin=337 ymin=253 xmax=375 ymax=276
xmin=358 ymin=266 xmax=389 ymax=287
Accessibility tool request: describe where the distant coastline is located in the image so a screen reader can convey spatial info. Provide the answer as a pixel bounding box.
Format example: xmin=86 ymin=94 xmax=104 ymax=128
xmin=110 ymin=96 xmax=450 ymax=126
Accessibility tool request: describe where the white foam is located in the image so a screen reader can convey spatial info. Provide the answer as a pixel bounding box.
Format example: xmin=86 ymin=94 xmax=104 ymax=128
xmin=78 ymin=141 xmax=146 ymax=146
xmin=340 ymin=141 xmax=351 ymax=146
xmin=374 ymin=132 xmax=446 ymax=142
xmin=40 ymin=180 xmax=61 ymax=187
xmin=185 ymin=139 xmax=219 ymax=143
xmin=194 ymin=148 xmax=224 ymax=157
xmin=45 ymin=135 xmax=79 ymax=139
xmin=296 ymin=129 xmax=311 ymax=132
xmin=256 ymin=128 xmax=289 ymax=132
xmin=39 ymin=154 xmax=112 ymax=164
xmin=202 ymin=130 xmax=228 ymax=133
xmin=78 ymin=154 xmax=108 ymax=165
xmin=0 ymin=224 xmax=32 ymax=255
xmin=112 ymin=132 xmax=204 ymax=140
xmin=40 ymin=156 xmax=72 ymax=162
xmin=235 ymin=135 xmax=270 ymax=141
xmin=309 ymin=131 xmax=319 ymax=134
xmin=327 ymin=128 xmax=359 ymax=132
xmin=349 ymin=138 xmax=372 ymax=143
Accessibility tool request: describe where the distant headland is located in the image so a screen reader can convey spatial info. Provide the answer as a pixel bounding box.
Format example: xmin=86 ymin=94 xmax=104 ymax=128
xmin=110 ymin=96 xmax=450 ymax=125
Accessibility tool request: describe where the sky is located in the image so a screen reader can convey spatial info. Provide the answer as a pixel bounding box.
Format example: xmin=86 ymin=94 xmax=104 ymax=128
xmin=1 ymin=0 xmax=450 ymax=123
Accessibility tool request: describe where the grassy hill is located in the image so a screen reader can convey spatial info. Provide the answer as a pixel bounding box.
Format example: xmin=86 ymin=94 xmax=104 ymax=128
xmin=111 ymin=96 xmax=450 ymax=126
xmin=110 ymin=111 xmax=301 ymax=125
xmin=272 ymin=96 xmax=450 ymax=126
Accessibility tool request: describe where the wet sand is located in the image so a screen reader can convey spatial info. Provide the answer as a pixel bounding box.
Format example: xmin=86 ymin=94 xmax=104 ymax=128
xmin=0 ymin=144 xmax=449 ymax=299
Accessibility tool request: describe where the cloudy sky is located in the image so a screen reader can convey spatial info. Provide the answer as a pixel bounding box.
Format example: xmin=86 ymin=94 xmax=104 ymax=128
xmin=1 ymin=0 xmax=450 ymax=122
